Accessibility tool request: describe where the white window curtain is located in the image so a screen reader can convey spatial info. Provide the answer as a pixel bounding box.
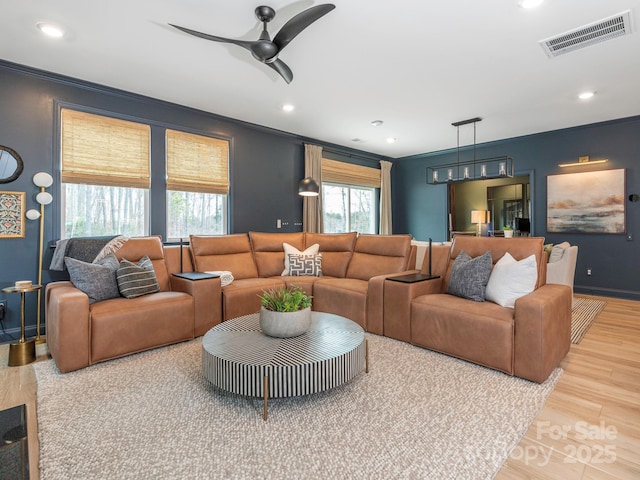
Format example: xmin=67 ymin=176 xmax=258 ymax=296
xmin=379 ymin=160 xmax=393 ymax=234
xmin=303 ymin=144 xmax=323 ymax=233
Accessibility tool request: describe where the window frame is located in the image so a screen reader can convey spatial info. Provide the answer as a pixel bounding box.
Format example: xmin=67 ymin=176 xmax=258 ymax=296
xmin=59 ymin=107 xmax=152 ymax=239
xmin=322 ymin=181 xmax=378 ymax=234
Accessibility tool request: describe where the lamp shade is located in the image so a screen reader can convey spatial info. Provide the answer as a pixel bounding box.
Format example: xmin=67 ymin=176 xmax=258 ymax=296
xmin=26 ymin=209 xmax=41 ymax=220
xmin=36 ymin=191 xmax=53 ymax=205
xmin=298 ymin=177 xmax=320 ymax=197
xmin=33 ymin=171 xmax=53 ymax=188
xmin=470 ymin=210 xmax=487 ymax=224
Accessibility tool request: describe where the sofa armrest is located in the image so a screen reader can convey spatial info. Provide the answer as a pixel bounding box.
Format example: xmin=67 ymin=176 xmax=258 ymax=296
xmin=383 ymin=272 xmax=445 ymax=342
xmin=170 ymin=275 xmax=222 ymax=336
xmin=45 ymin=282 xmax=91 ymax=373
xmin=368 ymin=270 xmax=444 ymax=336
xmin=513 ymin=283 xmax=572 ymax=383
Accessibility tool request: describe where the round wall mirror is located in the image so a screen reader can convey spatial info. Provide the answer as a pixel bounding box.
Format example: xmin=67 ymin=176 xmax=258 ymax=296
xmin=0 ymin=145 xmax=24 ymax=183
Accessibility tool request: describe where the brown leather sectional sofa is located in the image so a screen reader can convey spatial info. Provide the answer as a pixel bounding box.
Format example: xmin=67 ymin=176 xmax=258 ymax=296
xmin=46 ymin=232 xmax=413 ymax=372
xmin=46 ymin=233 xmax=570 ymax=382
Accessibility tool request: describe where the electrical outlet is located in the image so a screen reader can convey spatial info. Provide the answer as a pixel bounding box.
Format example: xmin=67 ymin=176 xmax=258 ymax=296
xmin=587 ymin=268 xmax=592 ymax=276
xmin=627 ymin=233 xmax=633 ymax=241
xmin=0 ymin=300 xmax=6 ymax=319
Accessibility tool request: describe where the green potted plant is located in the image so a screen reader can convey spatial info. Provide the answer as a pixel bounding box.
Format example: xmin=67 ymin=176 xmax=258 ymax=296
xmin=259 ymin=286 xmax=312 ymax=338
xmin=503 ymin=225 xmax=514 ymax=238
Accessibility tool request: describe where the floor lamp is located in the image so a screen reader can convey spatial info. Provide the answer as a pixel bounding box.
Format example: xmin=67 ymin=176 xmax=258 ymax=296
xmin=26 ymin=172 xmax=53 ymax=343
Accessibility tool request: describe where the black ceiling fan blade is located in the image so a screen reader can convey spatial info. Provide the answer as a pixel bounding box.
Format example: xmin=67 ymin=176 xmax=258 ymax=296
xmin=273 ymin=4 xmax=335 ymax=52
xmin=267 ymin=58 xmax=293 ymax=84
xmin=169 ymin=23 xmax=254 ymax=52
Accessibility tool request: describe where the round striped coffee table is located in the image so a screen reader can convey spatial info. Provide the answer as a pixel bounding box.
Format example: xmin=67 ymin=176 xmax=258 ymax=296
xmin=202 ymin=312 xmax=368 ymax=420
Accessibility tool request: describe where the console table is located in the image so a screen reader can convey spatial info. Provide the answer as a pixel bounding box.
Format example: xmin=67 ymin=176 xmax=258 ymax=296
xmin=202 ymin=312 xmax=367 ymax=420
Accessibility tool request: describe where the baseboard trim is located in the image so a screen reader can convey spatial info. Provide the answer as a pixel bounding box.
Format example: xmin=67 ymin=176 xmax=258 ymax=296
xmin=574 ymin=285 xmax=640 ymax=301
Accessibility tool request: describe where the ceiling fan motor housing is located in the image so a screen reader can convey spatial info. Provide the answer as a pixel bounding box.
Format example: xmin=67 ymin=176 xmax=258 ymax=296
xmin=255 ymin=6 xmax=276 ymax=23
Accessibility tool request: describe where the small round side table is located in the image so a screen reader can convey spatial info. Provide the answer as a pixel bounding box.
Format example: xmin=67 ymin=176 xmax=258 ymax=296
xmin=2 ymin=284 xmax=42 ymax=367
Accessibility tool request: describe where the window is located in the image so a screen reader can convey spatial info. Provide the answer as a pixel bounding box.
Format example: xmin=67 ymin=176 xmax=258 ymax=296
xmin=61 ymin=108 xmax=150 ymax=238
xmin=321 ymin=158 xmax=380 ymax=234
xmin=165 ymin=129 xmax=229 ymax=240
xmin=323 ymin=183 xmax=376 ymax=233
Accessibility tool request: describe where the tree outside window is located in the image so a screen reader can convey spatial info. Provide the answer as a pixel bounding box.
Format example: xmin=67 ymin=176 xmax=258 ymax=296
xmin=323 ymin=183 xmax=375 ymax=233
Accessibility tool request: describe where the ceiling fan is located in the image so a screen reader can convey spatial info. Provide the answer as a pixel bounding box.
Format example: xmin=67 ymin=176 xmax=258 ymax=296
xmin=169 ymin=4 xmax=336 ymax=84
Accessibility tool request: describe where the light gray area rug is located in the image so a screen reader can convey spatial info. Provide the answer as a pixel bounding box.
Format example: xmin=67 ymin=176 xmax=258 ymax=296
xmin=571 ymin=297 xmax=606 ymax=344
xmin=34 ymin=335 xmax=561 ymax=480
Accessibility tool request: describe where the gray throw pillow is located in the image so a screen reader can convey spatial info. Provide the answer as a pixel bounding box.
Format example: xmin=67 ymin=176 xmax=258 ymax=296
xmin=116 ymin=256 xmax=160 ymax=299
xmin=446 ymin=250 xmax=493 ymax=302
xmin=65 ymin=253 xmax=120 ymax=304
xmin=288 ymin=254 xmax=323 ymax=277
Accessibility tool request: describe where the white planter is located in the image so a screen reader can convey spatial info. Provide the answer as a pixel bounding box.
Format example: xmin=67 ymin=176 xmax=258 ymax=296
xmin=259 ymin=306 xmax=312 ymax=338
xmin=504 ymin=230 xmax=514 ymax=238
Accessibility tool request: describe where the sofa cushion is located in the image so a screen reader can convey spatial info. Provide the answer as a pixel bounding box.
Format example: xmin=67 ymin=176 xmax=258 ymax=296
xmin=305 ymin=232 xmax=357 ymax=278
xmin=549 ymin=242 xmax=570 ymax=263
xmin=65 ymin=254 xmax=121 ymax=304
xmin=288 ymin=253 xmax=323 ymax=277
xmin=282 ymin=242 xmax=319 ymax=275
xmin=312 ymin=278 xmax=369 ymax=329
xmin=485 ymin=253 xmax=537 ymax=308
xmin=446 ymin=250 xmax=492 ymax=302
xmin=190 ymin=234 xmax=259 ymax=280
xmin=346 ymin=234 xmax=411 ymax=281
xmin=249 ymin=232 xmax=305 ymax=277
xmin=221 ymin=277 xmax=286 ymax=320
xmin=116 ymin=256 xmax=161 ymax=299
xmin=411 ymin=293 xmax=515 ymax=375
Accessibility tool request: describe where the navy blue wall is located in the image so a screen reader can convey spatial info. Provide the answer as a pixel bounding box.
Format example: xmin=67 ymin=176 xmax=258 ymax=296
xmin=0 ymin=62 xmax=385 ymax=341
xmin=392 ymin=116 xmax=640 ymax=300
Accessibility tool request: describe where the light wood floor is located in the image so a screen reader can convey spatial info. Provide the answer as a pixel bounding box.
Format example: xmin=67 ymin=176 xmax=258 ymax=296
xmin=1 ymin=294 xmax=638 ymax=479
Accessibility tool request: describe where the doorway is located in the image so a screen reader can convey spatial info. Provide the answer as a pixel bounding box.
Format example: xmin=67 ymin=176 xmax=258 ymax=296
xmin=448 ymin=174 xmax=531 ymax=239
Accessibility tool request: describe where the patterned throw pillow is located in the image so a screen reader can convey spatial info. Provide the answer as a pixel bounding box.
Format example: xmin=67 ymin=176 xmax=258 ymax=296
xmin=446 ymin=250 xmax=492 ymax=302
xmin=65 ymin=253 xmax=120 ymax=304
xmin=288 ymin=254 xmax=323 ymax=277
xmin=282 ymin=243 xmax=320 ymax=275
xmin=116 ymin=256 xmax=160 ymax=299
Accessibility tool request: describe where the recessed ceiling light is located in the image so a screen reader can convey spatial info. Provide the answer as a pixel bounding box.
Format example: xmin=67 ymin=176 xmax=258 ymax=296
xmin=578 ymin=91 xmax=595 ymax=100
xmin=386 ymin=137 xmax=397 ymax=144
xmin=37 ymin=22 xmax=64 ymax=38
xmin=371 ymin=120 xmax=383 ymax=127
xmin=519 ymin=0 xmax=544 ymax=8
xmin=282 ymin=104 xmax=295 ymax=112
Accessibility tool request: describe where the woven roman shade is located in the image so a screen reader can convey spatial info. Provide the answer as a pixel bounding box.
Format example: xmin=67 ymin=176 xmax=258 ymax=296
xmin=321 ymin=158 xmax=381 ymax=188
xmin=61 ymin=109 xmax=151 ymax=188
xmin=166 ymin=129 xmax=229 ymax=195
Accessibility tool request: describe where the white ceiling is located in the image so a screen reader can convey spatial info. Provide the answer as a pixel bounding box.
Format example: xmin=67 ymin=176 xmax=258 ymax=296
xmin=2 ymin=0 xmax=640 ymax=158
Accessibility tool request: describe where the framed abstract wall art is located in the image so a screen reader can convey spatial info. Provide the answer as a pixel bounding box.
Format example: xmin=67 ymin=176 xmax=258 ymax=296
xmin=0 ymin=191 xmax=26 ymax=238
xmin=547 ymin=169 xmax=625 ymax=234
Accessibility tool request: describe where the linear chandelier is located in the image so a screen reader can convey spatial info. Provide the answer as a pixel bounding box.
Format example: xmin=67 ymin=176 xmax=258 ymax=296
xmin=427 ymin=117 xmax=513 ymax=184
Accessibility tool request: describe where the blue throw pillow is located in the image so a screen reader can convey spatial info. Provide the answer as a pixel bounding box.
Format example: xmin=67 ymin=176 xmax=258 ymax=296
xmin=446 ymin=250 xmax=493 ymax=302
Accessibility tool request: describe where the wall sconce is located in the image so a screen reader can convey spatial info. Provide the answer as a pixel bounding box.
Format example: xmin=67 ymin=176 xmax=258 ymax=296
xmin=25 ymin=171 xmax=53 ymax=343
xmin=470 ymin=210 xmax=487 ymax=236
xmin=298 ymin=177 xmax=319 ymax=197
xmin=558 ymin=155 xmax=608 ymax=168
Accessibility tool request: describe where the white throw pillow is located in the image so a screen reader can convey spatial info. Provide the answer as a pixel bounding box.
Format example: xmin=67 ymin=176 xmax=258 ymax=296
xmin=281 ymin=243 xmax=320 ymax=275
xmin=485 ymin=252 xmax=538 ymax=308
xmin=548 ymin=242 xmax=570 ymax=263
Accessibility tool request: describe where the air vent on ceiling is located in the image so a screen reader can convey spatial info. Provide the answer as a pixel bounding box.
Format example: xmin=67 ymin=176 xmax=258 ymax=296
xmin=539 ymin=10 xmax=633 ymax=58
